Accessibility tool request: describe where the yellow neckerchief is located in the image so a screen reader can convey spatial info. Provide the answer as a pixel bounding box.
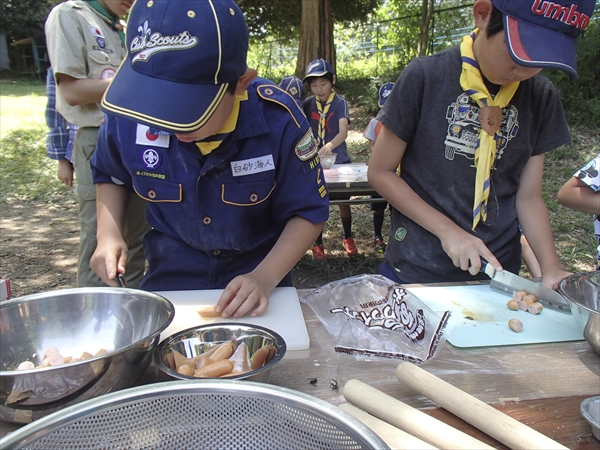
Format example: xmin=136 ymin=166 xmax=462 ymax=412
xmin=460 ymin=29 xmax=519 ymax=230
xmin=315 ymin=92 xmax=335 ymax=148
xmin=195 ymin=90 xmax=248 ymax=156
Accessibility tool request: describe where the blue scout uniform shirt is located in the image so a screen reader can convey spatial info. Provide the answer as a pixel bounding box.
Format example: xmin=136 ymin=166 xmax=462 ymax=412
xmin=303 ymin=93 xmax=351 ymax=163
xmin=92 ymin=78 xmax=329 ymax=291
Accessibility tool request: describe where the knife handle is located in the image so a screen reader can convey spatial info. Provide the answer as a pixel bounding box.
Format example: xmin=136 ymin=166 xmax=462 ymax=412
xmin=479 ymin=258 xmax=496 ymax=279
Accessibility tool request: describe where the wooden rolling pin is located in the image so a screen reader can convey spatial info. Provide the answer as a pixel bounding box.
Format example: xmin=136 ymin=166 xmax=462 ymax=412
xmin=343 ymin=379 xmax=494 ymax=449
xmin=339 ymin=403 xmax=439 ymax=450
xmin=396 ymin=362 xmax=568 ymax=450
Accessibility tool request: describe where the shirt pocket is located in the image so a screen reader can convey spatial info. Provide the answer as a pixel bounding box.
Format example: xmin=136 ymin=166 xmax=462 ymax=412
xmin=221 ymin=180 xmax=276 ymax=206
xmin=87 ymin=50 xmax=121 ymax=80
xmin=133 ymin=177 xmax=182 ymax=203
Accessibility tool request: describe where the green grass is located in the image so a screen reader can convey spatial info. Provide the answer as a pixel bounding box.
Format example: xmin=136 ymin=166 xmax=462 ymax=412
xmin=0 ymin=79 xmax=73 ymax=202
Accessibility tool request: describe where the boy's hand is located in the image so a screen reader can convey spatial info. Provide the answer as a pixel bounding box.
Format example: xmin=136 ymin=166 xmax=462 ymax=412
xmin=318 ymin=144 xmax=333 ymax=156
xmin=215 ymin=273 xmax=273 ymax=318
xmin=57 ymin=160 xmax=74 ymax=186
xmin=541 ymin=268 xmax=572 ymax=291
xmin=90 ymin=237 xmax=129 ymax=287
xmin=439 ymin=227 xmax=502 ymax=276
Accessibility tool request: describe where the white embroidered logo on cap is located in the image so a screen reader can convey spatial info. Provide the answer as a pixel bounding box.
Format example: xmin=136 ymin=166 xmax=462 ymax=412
xmin=130 ymin=20 xmax=198 ymax=63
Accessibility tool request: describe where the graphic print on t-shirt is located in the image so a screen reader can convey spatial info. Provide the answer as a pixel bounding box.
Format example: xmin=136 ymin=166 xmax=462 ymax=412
xmin=444 ymin=93 xmax=519 ymax=163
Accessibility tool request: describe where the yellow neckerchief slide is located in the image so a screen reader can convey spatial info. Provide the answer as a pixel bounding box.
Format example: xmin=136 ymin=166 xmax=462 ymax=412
xmin=460 ymin=29 xmax=519 ymax=230
xmin=195 ymin=90 xmax=248 ymax=156
xmin=315 ymin=92 xmax=335 ymax=148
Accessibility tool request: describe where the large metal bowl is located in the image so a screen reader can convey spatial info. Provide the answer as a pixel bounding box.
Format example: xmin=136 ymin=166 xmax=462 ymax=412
xmin=154 ymin=323 xmax=286 ymax=383
xmin=558 ymin=271 xmax=600 ymax=354
xmin=0 ymin=287 xmax=175 ymax=424
xmin=0 ymin=380 xmax=389 ymax=449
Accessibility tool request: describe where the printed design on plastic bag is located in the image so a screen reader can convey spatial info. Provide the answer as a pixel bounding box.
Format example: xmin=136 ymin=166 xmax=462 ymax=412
xmin=330 ymin=285 xmax=426 ymax=342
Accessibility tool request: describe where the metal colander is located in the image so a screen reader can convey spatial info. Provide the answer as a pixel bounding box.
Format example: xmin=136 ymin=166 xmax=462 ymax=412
xmin=1 ymin=380 xmax=389 ymax=450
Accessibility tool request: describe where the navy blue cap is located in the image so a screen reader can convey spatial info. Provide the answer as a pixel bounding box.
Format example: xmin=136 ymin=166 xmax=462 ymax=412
xmin=279 ymin=76 xmax=303 ymax=100
xmin=303 ymin=59 xmax=334 ymax=82
xmin=493 ymin=0 xmax=595 ymax=79
xmin=102 ymin=0 xmax=248 ymax=133
xmin=378 ymin=82 xmax=394 ymax=108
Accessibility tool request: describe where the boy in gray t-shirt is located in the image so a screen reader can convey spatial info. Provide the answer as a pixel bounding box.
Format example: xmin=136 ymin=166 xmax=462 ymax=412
xmin=367 ymin=0 xmax=594 ymax=290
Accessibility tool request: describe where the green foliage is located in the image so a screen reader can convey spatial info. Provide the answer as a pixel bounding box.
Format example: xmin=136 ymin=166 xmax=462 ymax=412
xmin=0 ymin=0 xmax=56 ymax=41
xmin=237 ymin=0 xmax=380 ymax=42
xmin=544 ymin=20 xmax=600 ymax=128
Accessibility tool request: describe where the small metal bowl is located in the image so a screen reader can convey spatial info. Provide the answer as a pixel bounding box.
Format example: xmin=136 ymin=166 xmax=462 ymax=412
xmin=581 ymin=396 xmax=600 ymax=441
xmin=153 ymin=323 xmax=286 ymax=383
xmin=0 ymin=288 xmax=175 ymax=424
xmin=320 ymin=154 xmax=337 ymax=169
xmin=558 ymin=271 xmax=600 ymax=354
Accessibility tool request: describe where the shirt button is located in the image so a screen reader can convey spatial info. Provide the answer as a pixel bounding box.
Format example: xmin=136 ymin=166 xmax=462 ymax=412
xmin=249 ymin=193 xmax=259 ymax=203
xmin=213 ymin=250 xmax=221 ymax=256
xmin=202 ymin=216 xmax=212 ymax=225
xmin=148 ymin=190 xmax=157 ymax=199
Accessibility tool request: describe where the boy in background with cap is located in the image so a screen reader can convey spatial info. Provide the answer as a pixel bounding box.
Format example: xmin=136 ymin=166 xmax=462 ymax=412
xmin=45 ymin=0 xmax=148 ymax=288
xmin=363 ymin=82 xmax=395 ymax=253
xmin=368 ymin=0 xmax=594 ymax=288
xmin=279 ymin=76 xmax=304 ymax=109
xmin=303 ymin=59 xmax=356 ymax=260
xmin=90 ymin=0 xmax=328 ymax=318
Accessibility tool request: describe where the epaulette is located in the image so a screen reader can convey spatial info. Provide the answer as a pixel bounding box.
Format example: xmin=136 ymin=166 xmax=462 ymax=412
xmin=256 ymin=84 xmax=305 ymax=129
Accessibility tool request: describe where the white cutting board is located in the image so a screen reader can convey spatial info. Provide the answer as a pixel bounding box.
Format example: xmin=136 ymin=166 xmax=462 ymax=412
xmin=406 ymin=284 xmax=583 ymax=348
xmin=154 ymin=287 xmax=310 ymax=351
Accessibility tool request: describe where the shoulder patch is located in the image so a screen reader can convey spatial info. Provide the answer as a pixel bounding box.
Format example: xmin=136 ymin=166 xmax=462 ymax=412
xmin=257 ymin=84 xmax=305 ymax=128
xmin=296 ymin=129 xmax=318 ymax=161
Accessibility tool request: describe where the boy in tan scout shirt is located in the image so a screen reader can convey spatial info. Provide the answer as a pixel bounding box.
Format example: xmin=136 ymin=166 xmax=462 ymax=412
xmin=45 ymin=0 xmax=148 ymax=287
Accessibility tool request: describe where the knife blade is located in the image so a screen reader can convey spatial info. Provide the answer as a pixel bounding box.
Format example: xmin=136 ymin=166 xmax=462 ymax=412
xmin=480 ymin=259 xmax=571 ymax=314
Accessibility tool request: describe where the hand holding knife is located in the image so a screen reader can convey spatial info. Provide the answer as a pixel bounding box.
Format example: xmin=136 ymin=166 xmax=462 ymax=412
xmin=480 ymin=258 xmax=571 ymax=314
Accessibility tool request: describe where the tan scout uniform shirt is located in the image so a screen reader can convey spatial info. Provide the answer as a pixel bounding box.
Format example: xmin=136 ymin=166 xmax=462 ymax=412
xmin=45 ymin=1 xmax=126 ymax=127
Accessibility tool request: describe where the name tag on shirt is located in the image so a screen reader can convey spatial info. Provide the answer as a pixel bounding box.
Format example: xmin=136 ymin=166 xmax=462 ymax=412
xmin=136 ymin=124 xmax=170 ymax=148
xmin=231 ymin=155 xmax=275 ymax=177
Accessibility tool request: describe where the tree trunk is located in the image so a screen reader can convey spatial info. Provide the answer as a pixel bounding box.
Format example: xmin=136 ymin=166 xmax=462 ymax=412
xmin=417 ymin=0 xmax=434 ymax=57
xmin=296 ymin=0 xmax=335 ymax=78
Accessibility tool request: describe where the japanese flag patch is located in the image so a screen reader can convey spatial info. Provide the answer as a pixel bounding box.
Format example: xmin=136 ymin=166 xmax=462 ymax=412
xmin=136 ymin=124 xmax=170 ymax=148
xmin=295 ymin=129 xmax=318 ymax=161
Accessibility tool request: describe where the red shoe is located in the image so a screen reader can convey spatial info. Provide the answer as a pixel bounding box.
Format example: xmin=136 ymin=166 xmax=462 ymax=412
xmin=312 ymin=244 xmax=326 ymax=261
xmin=343 ymin=237 xmax=358 ymax=255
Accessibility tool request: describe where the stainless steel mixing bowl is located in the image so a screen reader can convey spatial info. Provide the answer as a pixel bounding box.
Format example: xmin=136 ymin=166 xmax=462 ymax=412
xmin=558 ymin=270 xmax=600 ymax=354
xmin=0 ymin=380 xmax=390 ymax=449
xmin=0 ymin=287 xmax=175 ymax=423
xmin=154 ymin=322 xmax=286 ymax=382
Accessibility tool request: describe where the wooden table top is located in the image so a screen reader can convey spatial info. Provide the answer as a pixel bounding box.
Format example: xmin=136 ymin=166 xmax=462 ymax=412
xmin=2 ymin=293 xmax=599 ymax=448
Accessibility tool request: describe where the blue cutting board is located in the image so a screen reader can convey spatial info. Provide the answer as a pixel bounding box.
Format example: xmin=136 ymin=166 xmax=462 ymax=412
xmin=405 ymin=284 xmax=583 ymax=348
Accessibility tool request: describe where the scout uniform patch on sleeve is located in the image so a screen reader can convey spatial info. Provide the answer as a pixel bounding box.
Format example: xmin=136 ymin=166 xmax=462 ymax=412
xmin=295 ymin=129 xmax=318 ymax=161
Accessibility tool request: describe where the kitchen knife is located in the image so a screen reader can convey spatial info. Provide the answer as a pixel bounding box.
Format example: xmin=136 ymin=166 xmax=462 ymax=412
xmin=480 ymin=259 xmax=571 ymax=314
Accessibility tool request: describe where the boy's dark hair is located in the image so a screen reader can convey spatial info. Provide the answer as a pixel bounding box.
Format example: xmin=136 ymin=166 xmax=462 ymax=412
xmin=486 ymin=5 xmax=504 ymax=38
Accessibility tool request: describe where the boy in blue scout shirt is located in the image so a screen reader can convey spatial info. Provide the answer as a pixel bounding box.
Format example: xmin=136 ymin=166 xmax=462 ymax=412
xmin=303 ymin=59 xmax=356 ymax=260
xmin=368 ymin=0 xmax=594 ymax=289
xmin=90 ymin=0 xmax=329 ymax=318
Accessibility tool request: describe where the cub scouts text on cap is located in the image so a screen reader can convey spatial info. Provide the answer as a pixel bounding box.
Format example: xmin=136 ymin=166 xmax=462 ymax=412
xmin=102 ymin=0 xmax=248 ymax=133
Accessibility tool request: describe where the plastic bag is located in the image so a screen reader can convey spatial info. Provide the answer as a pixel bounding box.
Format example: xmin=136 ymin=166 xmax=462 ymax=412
xmin=301 ymin=274 xmax=453 ymax=363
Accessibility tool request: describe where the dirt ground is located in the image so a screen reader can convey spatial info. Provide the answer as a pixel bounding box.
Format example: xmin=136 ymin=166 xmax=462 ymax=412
xmin=0 ymin=191 xmax=385 ymax=299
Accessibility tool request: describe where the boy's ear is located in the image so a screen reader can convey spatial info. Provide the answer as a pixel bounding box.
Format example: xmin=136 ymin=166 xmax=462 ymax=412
xmin=235 ymin=68 xmax=258 ymax=95
xmin=473 ymin=0 xmax=493 ymax=30
xmin=333 ymin=75 xmax=337 ymax=85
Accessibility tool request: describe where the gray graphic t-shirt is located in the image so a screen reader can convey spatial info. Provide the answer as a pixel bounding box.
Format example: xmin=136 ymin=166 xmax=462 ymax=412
xmin=377 ymin=46 xmax=570 ymax=283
